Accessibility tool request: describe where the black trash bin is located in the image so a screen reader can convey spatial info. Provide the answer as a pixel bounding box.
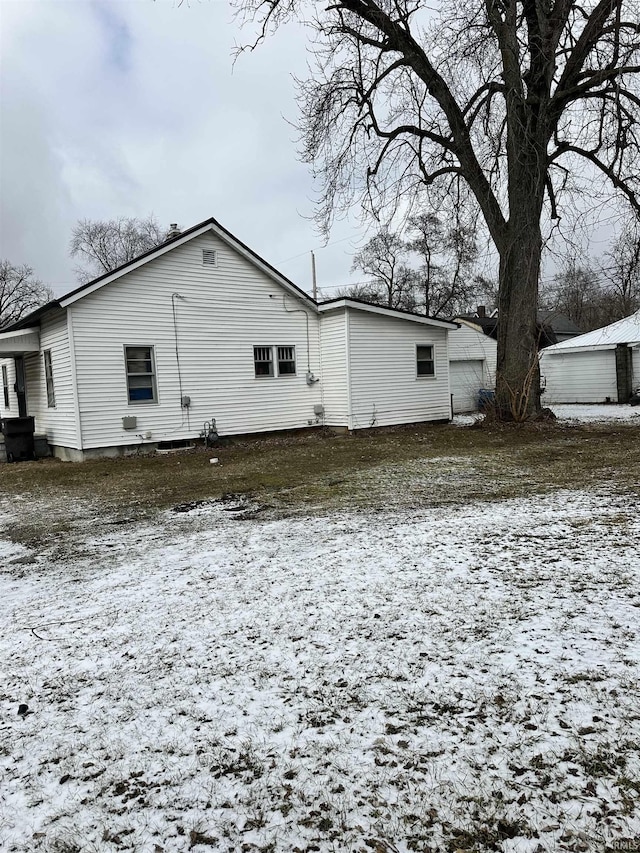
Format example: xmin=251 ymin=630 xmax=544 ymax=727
xmin=2 ymin=417 xmax=36 ymax=463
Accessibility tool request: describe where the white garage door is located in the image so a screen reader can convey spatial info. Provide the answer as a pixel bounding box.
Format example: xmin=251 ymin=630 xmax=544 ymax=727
xmin=450 ymin=360 xmax=485 ymax=413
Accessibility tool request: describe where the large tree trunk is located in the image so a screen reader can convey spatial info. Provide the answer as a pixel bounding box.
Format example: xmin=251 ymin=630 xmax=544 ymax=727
xmin=495 ymin=208 xmax=543 ymax=420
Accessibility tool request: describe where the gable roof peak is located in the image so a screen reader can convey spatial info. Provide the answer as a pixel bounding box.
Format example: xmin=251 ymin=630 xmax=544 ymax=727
xmin=57 ymin=216 xmax=316 ymax=311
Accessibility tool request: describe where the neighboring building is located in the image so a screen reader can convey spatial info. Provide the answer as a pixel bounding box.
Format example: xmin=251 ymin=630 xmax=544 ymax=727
xmin=540 ymin=310 xmax=640 ymax=404
xmin=456 ymin=308 xmax=559 ymax=349
xmin=0 ymin=218 xmax=457 ymax=461
xmin=446 ymin=307 xmax=582 ymax=413
xmin=448 ymin=319 xmax=497 ymax=413
xmin=536 ymin=310 xmax=583 ymax=344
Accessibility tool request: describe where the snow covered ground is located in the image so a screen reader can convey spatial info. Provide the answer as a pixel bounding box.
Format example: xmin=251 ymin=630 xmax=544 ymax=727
xmin=1 ymin=483 xmax=639 ymax=852
xmin=551 ymin=404 xmax=640 ymax=423
xmin=453 ymin=403 xmax=640 ymax=426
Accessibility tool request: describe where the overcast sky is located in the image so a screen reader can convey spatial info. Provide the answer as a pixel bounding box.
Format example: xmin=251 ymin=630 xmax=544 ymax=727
xmin=0 ymin=0 xmax=626 ymax=303
xmin=0 ymin=0 xmax=369 ymax=298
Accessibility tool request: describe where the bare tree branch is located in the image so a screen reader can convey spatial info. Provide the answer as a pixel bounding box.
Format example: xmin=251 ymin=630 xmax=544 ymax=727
xmin=69 ymin=215 xmax=168 ymax=283
xmin=0 ymin=261 xmax=53 ymax=328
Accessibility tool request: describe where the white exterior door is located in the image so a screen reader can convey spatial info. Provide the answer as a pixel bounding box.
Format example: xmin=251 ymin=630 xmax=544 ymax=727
xmin=450 ymin=359 xmax=484 ymax=413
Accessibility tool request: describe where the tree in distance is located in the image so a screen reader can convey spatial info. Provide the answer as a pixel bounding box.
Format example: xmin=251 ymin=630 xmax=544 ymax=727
xmin=540 ymin=213 xmax=640 ymax=330
xmin=600 ymin=216 xmax=640 ymax=319
xmin=344 ymin=214 xmax=486 ymax=317
xmin=237 ymin=0 xmax=640 ymax=419
xmin=349 ymin=228 xmax=419 ymax=311
xmin=0 ymin=260 xmax=53 ymax=329
xmin=70 ymin=215 xmax=168 ymax=283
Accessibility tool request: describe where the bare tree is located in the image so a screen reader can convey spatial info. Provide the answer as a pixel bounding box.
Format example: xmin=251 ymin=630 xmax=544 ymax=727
xmin=406 ymin=213 xmax=443 ymax=315
xmin=407 ymin=213 xmax=480 ymax=316
xmin=0 ymin=261 xmax=53 ymax=329
xmin=70 ymin=215 xmax=167 ymax=282
xmin=345 ymin=215 xmax=502 ymax=316
xmin=543 ymin=262 xmax=605 ymax=330
xmin=350 ymin=229 xmax=419 ymax=310
xmin=238 ymin=0 xmax=640 ymax=419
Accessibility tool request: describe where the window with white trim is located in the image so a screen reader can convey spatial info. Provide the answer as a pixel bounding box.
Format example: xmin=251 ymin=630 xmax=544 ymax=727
xmin=2 ymin=365 xmax=9 ymax=409
xmin=125 ymin=346 xmax=157 ymax=403
xmin=43 ymin=350 xmax=55 ymax=408
xmin=254 ymin=345 xmax=296 ymax=378
xmin=277 ymin=346 xmax=296 ymax=375
xmin=416 ymin=344 xmax=435 ymax=377
xmin=253 ymin=346 xmax=274 ymax=377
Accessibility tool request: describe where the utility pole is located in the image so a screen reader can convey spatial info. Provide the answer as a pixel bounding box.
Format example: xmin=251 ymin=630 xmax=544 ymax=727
xmin=311 ymin=251 xmax=317 ymax=301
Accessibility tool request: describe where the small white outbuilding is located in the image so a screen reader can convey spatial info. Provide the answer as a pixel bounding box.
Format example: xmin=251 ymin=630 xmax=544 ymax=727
xmin=540 ymin=310 xmax=640 ymax=404
xmin=448 ymin=319 xmax=497 ymax=413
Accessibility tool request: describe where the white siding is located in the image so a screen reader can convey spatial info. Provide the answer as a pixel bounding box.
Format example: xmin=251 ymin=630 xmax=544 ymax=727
xmin=0 ymin=358 xmax=17 ymax=417
xmin=319 ymin=310 xmax=349 ymax=427
xmin=347 ymin=309 xmax=451 ymax=428
xmin=22 ymin=311 xmax=79 ymax=447
xmin=633 ymin=347 xmax=640 ymax=388
xmin=69 ymin=233 xmax=323 ymax=449
xmin=540 ymin=349 xmax=618 ymax=403
xmin=448 ymin=323 xmax=497 ymax=387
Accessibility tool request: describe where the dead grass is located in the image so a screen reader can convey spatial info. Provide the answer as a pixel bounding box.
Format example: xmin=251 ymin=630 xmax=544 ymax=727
xmin=0 ymin=421 xmax=638 ymax=518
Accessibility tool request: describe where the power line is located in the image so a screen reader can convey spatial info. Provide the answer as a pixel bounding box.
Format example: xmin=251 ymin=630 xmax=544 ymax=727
xmin=275 ymin=234 xmax=357 ymax=267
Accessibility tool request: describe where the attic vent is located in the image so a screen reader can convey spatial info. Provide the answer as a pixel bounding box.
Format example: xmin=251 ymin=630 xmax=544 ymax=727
xmin=202 ymin=249 xmax=217 ymax=266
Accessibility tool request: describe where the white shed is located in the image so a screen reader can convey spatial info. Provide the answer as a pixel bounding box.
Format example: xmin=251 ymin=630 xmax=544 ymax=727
xmin=319 ymin=299 xmax=456 ymax=429
xmin=448 ymin=319 xmax=497 ymax=413
xmin=540 ymin=311 xmax=640 ymax=404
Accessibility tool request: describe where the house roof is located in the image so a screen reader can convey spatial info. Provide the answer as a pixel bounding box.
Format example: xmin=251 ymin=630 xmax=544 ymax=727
xmin=319 ymin=297 xmax=459 ymax=329
xmin=456 ymin=315 xmax=499 ymax=338
xmin=455 ymin=314 xmax=557 ymax=348
xmin=536 ymin=310 xmax=582 ymax=336
xmin=0 ymin=216 xmax=316 ymax=334
xmin=542 ymin=309 xmax=640 ymax=353
xmin=458 ymin=310 xmax=581 ymax=338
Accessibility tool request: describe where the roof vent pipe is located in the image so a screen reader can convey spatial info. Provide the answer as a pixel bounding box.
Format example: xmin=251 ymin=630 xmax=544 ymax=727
xmin=166 ymin=223 xmax=181 ymax=240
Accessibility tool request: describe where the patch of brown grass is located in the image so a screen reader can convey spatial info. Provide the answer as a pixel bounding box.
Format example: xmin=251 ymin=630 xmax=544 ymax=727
xmin=0 ymin=421 xmax=638 ymax=516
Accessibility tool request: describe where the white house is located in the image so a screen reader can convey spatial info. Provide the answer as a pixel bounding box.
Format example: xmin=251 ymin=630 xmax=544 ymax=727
xmin=448 ymin=319 xmax=498 ymax=413
xmin=540 ymin=310 xmax=640 ymax=404
xmin=0 ymin=217 xmax=458 ymax=460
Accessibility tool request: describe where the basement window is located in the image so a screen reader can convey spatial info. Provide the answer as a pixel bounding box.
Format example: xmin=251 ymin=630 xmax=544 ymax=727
xmin=44 ymin=350 xmax=56 ymax=408
xmin=2 ymin=365 xmax=8 ymax=409
xmin=416 ymin=344 xmax=435 ymax=377
xmin=202 ymin=249 xmax=217 ymax=266
xmin=125 ymin=345 xmax=158 ymax=403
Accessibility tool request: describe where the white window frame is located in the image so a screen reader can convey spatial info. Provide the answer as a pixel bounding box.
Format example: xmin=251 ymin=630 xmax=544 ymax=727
xmin=416 ymin=343 xmax=436 ymax=378
xmin=253 ymin=345 xmax=297 ymax=378
xmin=254 ymin=346 xmax=274 ymax=377
xmin=276 ymin=345 xmax=296 ymax=376
xmin=43 ymin=349 xmax=56 ymax=408
xmin=124 ymin=345 xmax=158 ymax=404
